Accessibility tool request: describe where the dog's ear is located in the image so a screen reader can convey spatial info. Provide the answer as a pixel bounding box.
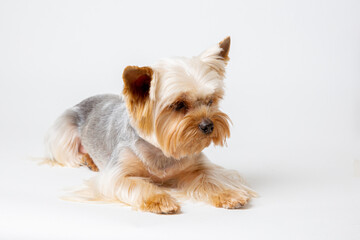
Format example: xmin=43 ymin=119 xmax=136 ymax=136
xmin=123 ymin=66 xmax=153 ymax=101
xmin=199 ymin=36 xmax=231 ymax=76
xmin=218 ymin=36 xmax=230 ymax=61
xmin=122 ymin=66 xmax=154 ymax=135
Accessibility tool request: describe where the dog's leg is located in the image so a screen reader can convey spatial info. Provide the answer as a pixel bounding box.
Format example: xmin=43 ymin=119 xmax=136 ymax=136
xmin=45 ymin=109 xmax=84 ymax=167
xmin=74 ymin=149 xmax=180 ymax=214
xmin=115 ymin=176 xmax=180 ymax=214
xmin=177 ymin=154 xmax=256 ymax=209
xmin=80 ymin=154 xmax=99 ymax=172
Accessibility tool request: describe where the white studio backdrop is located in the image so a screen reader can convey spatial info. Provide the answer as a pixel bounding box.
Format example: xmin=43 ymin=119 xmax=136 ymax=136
xmin=0 ymin=1 xmax=359 ymax=240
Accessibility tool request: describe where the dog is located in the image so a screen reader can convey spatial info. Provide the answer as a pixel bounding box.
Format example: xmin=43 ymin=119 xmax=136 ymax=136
xmin=45 ymin=37 xmax=255 ymax=214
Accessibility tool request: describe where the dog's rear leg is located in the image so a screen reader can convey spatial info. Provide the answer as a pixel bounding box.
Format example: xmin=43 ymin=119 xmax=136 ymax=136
xmin=45 ymin=109 xmax=98 ymax=172
xmin=80 ymin=154 xmax=99 ymax=172
xmin=78 ymin=143 xmax=99 ymax=171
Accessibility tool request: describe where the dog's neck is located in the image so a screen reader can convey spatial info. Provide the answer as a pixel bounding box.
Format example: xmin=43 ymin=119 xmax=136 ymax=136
xmin=135 ymin=138 xmax=196 ymax=179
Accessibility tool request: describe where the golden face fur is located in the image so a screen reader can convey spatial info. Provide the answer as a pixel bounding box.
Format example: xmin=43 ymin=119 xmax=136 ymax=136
xmin=123 ymin=37 xmax=232 ymax=159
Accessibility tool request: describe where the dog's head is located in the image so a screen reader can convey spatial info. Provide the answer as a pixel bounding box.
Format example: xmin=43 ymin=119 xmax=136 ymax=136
xmin=123 ymin=37 xmax=231 ymax=159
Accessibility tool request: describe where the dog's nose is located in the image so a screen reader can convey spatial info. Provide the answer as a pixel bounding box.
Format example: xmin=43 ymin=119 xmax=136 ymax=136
xmin=199 ymin=118 xmax=214 ymax=134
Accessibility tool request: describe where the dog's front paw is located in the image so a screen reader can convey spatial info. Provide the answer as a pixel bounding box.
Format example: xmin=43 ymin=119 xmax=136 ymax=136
xmin=140 ymin=193 xmax=180 ymax=214
xmin=210 ymin=189 xmax=250 ymax=209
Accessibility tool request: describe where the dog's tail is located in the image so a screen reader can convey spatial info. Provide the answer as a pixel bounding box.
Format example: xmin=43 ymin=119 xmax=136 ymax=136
xmin=43 ymin=108 xmax=83 ymax=167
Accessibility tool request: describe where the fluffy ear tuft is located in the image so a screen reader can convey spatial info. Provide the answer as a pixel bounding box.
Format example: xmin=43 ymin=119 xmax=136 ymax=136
xmin=199 ymin=36 xmax=231 ymax=77
xmin=123 ymin=66 xmax=153 ymax=100
xmin=219 ymin=36 xmax=230 ymax=61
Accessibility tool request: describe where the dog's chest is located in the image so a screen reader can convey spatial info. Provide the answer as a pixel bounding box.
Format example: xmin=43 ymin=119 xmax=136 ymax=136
xmin=135 ymin=139 xmax=192 ymax=178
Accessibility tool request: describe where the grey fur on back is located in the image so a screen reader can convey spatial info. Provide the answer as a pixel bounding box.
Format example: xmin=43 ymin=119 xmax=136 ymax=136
xmin=73 ymin=94 xmax=139 ymax=169
xmin=47 ymin=93 xmax=180 ymax=173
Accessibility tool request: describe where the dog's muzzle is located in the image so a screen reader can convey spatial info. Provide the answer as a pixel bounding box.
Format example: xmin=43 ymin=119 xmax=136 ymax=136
xmin=199 ymin=118 xmax=214 ymax=134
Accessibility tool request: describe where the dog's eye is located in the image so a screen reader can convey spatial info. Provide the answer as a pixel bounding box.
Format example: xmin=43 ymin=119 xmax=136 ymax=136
xmin=207 ymin=99 xmax=213 ymax=106
xmin=174 ymin=101 xmax=187 ymax=111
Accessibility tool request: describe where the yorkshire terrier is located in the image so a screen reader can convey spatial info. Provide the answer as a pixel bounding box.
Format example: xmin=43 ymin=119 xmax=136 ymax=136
xmin=45 ymin=37 xmax=255 ymax=214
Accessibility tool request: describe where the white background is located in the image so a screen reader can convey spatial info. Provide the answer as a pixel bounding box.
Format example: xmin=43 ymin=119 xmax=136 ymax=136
xmin=0 ymin=0 xmax=359 ymax=239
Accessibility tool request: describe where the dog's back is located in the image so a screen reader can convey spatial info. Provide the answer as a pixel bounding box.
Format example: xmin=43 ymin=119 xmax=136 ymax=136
xmin=45 ymin=94 xmax=138 ymax=170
